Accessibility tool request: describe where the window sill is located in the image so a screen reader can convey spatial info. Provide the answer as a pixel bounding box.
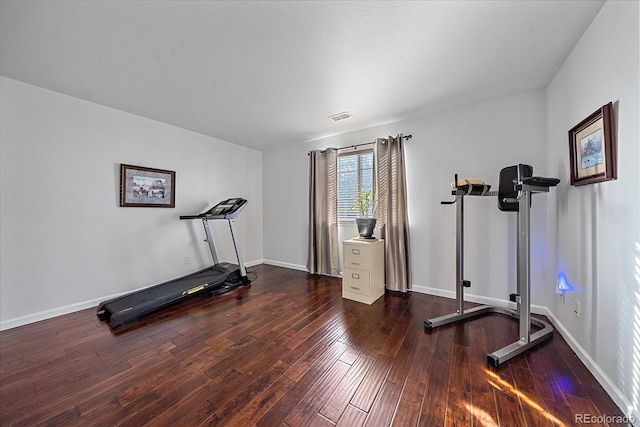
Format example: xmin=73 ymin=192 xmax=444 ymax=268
xmin=338 ymin=219 xmax=357 ymax=225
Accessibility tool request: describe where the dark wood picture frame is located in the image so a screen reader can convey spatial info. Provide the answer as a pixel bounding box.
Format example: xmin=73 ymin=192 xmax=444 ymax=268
xmin=120 ymin=164 xmax=176 ymax=207
xmin=568 ymin=102 xmax=617 ymax=186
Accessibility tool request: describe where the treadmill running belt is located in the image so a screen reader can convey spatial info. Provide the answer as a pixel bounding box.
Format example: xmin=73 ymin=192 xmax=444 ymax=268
xmin=98 ymin=264 xmax=237 ymax=327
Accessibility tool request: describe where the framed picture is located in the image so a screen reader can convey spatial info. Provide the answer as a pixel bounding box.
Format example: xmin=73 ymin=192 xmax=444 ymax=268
xmin=120 ymin=164 xmax=175 ymax=207
xmin=568 ymin=102 xmax=617 ymax=186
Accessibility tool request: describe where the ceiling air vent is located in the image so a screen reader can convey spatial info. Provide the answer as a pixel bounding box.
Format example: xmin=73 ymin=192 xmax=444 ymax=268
xmin=328 ymin=111 xmax=352 ymax=122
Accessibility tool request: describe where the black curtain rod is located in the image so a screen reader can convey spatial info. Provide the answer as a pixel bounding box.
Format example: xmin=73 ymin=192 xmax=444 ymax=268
xmin=339 ymin=134 xmax=412 ymax=151
xmin=309 ymin=134 xmax=412 ymax=155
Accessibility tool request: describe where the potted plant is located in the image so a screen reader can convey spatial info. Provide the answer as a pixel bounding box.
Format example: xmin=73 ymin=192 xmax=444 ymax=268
xmin=353 ymin=189 xmax=377 ymax=239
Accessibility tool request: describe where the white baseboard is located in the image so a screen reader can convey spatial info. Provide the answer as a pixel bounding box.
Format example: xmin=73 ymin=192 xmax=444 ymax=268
xmin=412 ymin=284 xmax=545 ymax=313
xmin=541 ymin=309 xmax=638 ymax=424
xmin=0 ymin=296 xmax=107 ymax=331
xmin=1 ymin=259 xmax=267 ymax=331
xmin=412 ymin=284 xmax=637 ymax=424
xmin=262 ymin=259 xmax=308 ymax=272
xmin=245 ymin=259 xmax=264 ymax=267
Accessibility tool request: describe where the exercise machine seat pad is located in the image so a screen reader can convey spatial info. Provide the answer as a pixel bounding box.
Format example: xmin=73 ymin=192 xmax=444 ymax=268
xmin=498 ymin=164 xmax=533 ymax=212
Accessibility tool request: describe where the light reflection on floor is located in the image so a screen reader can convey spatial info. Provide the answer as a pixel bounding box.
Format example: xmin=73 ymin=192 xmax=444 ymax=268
xmin=484 ymin=369 xmax=567 ymax=427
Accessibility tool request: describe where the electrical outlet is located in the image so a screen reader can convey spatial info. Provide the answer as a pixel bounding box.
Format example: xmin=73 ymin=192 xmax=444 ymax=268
xmin=573 ymin=300 xmax=581 ymax=318
xmin=184 ymin=255 xmax=191 ymax=265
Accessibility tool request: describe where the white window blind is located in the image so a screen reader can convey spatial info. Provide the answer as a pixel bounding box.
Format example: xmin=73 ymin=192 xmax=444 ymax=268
xmin=337 ymin=150 xmax=374 ymax=220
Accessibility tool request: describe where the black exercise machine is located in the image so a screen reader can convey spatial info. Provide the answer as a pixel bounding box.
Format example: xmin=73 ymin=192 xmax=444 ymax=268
xmin=97 ymin=198 xmax=251 ymax=328
xmin=425 ymin=165 xmax=560 ymax=366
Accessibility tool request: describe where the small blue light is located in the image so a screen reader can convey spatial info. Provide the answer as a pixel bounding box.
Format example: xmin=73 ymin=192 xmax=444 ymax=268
xmin=557 ymin=273 xmax=574 ymax=292
xmin=556 ymin=375 xmax=574 ymax=393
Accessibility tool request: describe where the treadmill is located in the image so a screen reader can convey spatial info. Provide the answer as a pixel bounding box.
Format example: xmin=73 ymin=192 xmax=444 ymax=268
xmin=97 ymin=198 xmax=251 ymax=328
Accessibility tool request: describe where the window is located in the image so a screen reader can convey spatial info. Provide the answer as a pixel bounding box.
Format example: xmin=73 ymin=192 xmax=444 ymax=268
xmin=337 ymin=150 xmax=374 ymax=220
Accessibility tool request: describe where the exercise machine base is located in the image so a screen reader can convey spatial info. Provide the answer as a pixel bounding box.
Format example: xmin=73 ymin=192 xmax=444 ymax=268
xmin=424 ymin=305 xmax=553 ymax=367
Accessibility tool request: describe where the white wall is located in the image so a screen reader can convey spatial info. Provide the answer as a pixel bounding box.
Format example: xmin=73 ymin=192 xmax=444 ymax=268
xmin=0 ymin=77 xmax=263 ymax=329
xmin=263 ymin=89 xmax=549 ymax=308
xmin=546 ymin=1 xmax=639 ymax=419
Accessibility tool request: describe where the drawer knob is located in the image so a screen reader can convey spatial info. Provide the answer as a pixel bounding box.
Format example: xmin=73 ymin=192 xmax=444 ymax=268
xmin=350 ymin=286 xmax=361 ymax=290
xmin=351 ymin=249 xmax=360 ymax=255
xmin=351 ymin=273 xmax=360 ymax=279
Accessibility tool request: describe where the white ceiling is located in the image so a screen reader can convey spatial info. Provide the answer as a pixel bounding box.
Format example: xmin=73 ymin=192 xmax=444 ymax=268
xmin=0 ymin=0 xmax=605 ymax=150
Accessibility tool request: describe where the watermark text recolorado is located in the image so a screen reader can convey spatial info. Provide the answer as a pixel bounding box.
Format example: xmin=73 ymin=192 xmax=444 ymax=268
xmin=575 ymin=413 xmax=635 ymax=424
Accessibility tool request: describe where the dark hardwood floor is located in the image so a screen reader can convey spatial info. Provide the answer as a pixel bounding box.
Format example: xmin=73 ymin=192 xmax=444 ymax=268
xmin=0 ymin=264 xmax=630 ymax=426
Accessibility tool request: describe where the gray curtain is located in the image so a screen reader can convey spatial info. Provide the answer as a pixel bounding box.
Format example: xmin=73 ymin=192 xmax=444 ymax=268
xmin=374 ymin=135 xmax=412 ymax=292
xmin=307 ymin=149 xmax=340 ymax=276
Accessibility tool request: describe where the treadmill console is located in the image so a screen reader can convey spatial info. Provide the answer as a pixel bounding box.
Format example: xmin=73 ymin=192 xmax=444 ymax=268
xmin=179 ymin=198 xmax=248 ymax=221
xmin=206 ymin=198 xmax=247 ymax=217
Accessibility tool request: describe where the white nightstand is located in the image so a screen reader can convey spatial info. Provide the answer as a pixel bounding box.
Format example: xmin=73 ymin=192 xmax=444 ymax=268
xmin=342 ymin=238 xmax=385 ymax=304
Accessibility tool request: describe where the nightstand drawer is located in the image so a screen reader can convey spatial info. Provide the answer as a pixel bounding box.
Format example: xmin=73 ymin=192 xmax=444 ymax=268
xmin=343 ymin=269 xmax=370 ymax=296
xmin=344 ymin=245 xmax=371 ymax=270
